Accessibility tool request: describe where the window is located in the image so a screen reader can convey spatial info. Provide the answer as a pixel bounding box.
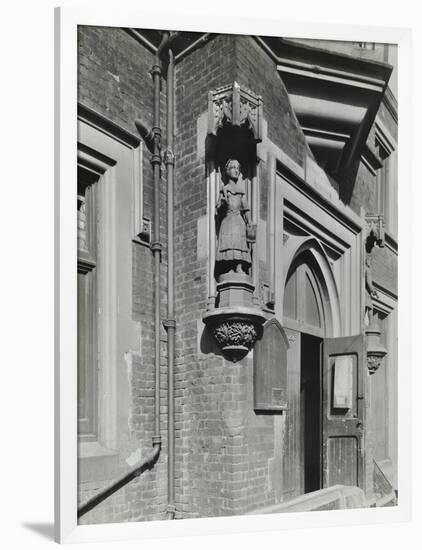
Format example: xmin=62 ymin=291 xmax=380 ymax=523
xmin=76 ymin=111 xmax=145 ymax=495
xmin=77 ymin=166 xmax=99 ymax=440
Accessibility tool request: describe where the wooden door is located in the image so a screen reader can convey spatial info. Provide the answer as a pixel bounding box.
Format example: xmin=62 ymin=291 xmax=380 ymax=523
xmin=321 ymin=335 xmax=365 ymax=490
xmin=282 ymin=328 xmax=302 ymax=499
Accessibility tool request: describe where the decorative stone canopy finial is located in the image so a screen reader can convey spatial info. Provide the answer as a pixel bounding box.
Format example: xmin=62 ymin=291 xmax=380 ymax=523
xmin=208 ymin=82 xmax=263 ymax=142
xmin=365 ymin=213 xmax=385 ymax=251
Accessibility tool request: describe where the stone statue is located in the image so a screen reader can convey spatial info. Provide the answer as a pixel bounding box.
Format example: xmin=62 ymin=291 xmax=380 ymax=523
xmin=365 ymin=253 xmax=378 ymax=325
xmin=215 ymin=159 xmax=254 ymax=276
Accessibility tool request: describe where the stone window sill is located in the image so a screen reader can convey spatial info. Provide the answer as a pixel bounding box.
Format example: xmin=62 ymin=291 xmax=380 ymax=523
xmin=78 ymin=441 xmax=120 ymax=484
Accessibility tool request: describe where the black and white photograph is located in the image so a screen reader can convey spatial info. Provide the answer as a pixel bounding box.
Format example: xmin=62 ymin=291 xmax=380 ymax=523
xmin=4 ymin=0 xmax=422 ymax=547
xmin=75 ymin=25 xmax=399 ymax=525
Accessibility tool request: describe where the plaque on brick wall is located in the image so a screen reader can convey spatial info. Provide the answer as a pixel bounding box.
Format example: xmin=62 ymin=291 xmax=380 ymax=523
xmin=253 ymin=318 xmax=289 ymax=411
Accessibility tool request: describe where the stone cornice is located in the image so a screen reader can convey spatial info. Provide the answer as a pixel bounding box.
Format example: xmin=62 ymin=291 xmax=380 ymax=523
xmin=384 ymin=232 xmax=398 ymax=255
xmin=253 ymin=36 xmax=392 ymax=187
xmin=277 ymin=156 xmax=363 ymax=237
xmin=373 ymin=282 xmax=398 ymax=307
xmin=255 ymin=36 xmax=392 ymax=88
xmin=375 ymin=117 xmax=397 ymax=155
xmin=383 ymin=86 xmax=398 ymax=124
xmin=361 ymin=144 xmax=383 ymax=176
xmin=78 ymin=103 xmax=141 ymax=149
xmin=77 ymin=142 xmax=116 ymax=175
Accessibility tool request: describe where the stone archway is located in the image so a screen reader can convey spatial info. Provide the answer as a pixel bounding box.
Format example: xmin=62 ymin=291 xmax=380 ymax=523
xmin=281 ymin=236 xmax=342 ymax=338
xmin=279 ymin=236 xmax=343 ymax=498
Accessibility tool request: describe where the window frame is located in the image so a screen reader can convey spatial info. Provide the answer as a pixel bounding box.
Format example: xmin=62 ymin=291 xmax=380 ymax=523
xmin=77 ymin=169 xmax=99 ymax=440
xmin=374 ymin=119 xmax=397 ymax=237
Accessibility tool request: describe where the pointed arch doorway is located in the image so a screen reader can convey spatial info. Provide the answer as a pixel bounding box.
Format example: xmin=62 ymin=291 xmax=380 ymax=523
xmin=280 ymin=237 xmax=366 ymax=501
xmin=282 ymin=242 xmax=331 ymax=498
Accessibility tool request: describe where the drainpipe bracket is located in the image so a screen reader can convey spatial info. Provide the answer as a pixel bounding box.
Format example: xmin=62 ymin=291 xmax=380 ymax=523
xmin=150 ymin=241 xmax=162 ymax=253
xmin=152 ymin=126 xmax=162 ymax=137
xmin=163 ymin=149 xmax=175 ymax=165
xmin=150 ymin=153 xmax=162 ymax=166
xmin=152 ymin=435 xmax=162 ymax=446
xmin=163 ymin=318 xmax=176 ymax=330
xmin=150 ymin=64 xmax=162 ymax=77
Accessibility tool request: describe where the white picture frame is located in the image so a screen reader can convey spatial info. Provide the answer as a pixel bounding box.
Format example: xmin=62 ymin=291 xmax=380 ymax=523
xmin=55 ymin=5 xmax=412 ymax=544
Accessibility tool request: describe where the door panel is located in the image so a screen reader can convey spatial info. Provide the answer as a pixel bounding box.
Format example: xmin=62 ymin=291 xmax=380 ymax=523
xmin=327 ymin=437 xmax=358 ymax=486
xmin=283 ymin=328 xmax=302 ymax=499
xmin=322 ymin=335 xmax=365 ymax=490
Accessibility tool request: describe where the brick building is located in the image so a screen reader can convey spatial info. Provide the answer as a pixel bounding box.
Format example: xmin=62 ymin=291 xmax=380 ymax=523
xmin=76 ymin=27 xmax=398 ymax=523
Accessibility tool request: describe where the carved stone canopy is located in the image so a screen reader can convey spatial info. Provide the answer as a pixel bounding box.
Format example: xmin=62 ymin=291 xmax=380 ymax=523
xmin=365 ymin=214 xmax=385 ymax=251
xmin=208 ymin=82 xmax=263 ymax=142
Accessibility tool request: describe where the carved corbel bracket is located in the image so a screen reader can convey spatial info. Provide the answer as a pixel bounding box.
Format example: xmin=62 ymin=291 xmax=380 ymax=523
xmin=208 ymin=82 xmax=263 ymax=142
xmin=203 ymin=273 xmax=266 ymax=362
xmin=366 ymin=323 xmax=387 ymax=375
xmin=365 ymin=213 xmax=385 ymax=251
xmin=203 ymin=307 xmax=266 ymax=363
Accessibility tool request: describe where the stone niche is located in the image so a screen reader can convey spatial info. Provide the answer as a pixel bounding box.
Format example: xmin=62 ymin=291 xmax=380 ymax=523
xmin=202 ymin=82 xmax=266 ymax=362
xmin=364 ymin=214 xmax=387 ymax=374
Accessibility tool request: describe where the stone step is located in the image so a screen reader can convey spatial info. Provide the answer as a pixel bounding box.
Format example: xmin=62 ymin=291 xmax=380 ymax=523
xmin=247 ymin=485 xmax=367 ymax=515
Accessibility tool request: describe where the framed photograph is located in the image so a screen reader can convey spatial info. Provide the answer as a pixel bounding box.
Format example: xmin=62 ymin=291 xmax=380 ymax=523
xmin=55 ymin=5 xmax=412 ymax=544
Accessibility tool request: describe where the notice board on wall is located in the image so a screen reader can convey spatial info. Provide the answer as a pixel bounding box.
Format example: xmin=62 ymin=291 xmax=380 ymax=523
xmin=253 ymin=317 xmax=289 ymax=411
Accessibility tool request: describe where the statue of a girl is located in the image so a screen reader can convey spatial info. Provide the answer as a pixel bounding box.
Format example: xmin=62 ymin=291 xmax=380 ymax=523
xmin=215 ymin=159 xmax=254 ymax=276
xmin=365 ymin=253 xmax=378 ymax=325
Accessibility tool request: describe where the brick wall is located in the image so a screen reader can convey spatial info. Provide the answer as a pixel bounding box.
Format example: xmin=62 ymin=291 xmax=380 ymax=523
xmin=174 ymin=33 xmax=236 ymax=519
xmin=79 ymin=27 xmax=156 ymax=134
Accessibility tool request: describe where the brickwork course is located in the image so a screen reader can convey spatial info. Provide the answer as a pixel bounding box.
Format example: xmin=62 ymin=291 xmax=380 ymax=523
xmin=77 ymin=27 xmax=398 ymax=523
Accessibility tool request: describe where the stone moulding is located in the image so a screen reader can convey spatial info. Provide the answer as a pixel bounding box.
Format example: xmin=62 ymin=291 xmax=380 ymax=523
xmin=208 ymin=82 xmax=263 ymax=142
xmin=203 ymin=307 xmax=266 ymax=363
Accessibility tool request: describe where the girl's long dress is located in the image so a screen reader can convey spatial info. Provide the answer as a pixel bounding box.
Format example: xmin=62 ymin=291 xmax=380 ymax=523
xmin=216 ymin=184 xmax=251 ymax=266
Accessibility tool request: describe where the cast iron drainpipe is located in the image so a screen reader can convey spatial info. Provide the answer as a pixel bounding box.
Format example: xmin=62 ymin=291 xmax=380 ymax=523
xmin=163 ymin=46 xmax=176 ymax=520
xmin=77 ymin=31 xmax=171 ymax=520
xmin=136 ymin=33 xmax=179 ymax=521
